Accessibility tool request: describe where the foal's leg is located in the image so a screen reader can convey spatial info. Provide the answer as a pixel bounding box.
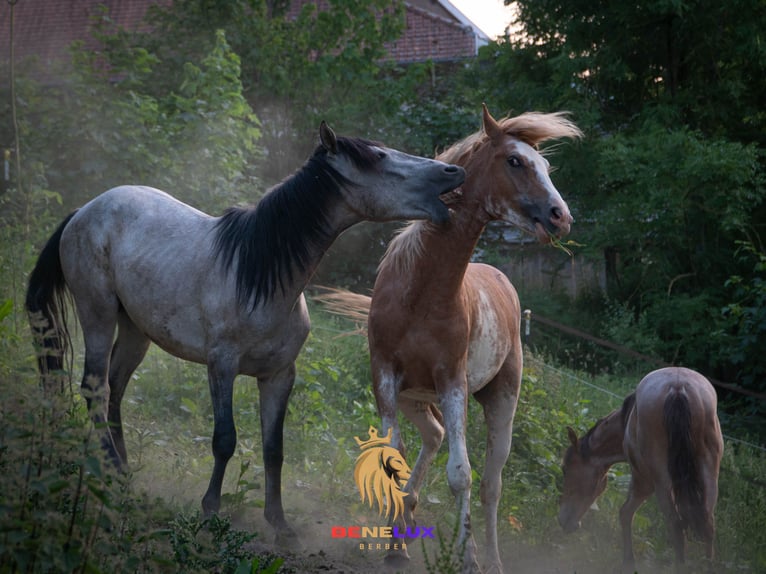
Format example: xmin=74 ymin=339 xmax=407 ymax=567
xmin=107 ymin=312 xmax=151 ymax=464
xmin=701 ymin=468 xmax=719 ymax=562
xmin=440 ymin=383 xmax=481 ymax=574
xmin=258 ymin=364 xmax=298 ymax=545
xmin=619 ymin=473 xmax=653 ymax=573
xmin=656 ymin=483 xmax=687 ymax=569
xmin=202 ymin=351 xmax=238 ymax=517
xmin=474 ymin=359 xmax=521 ymax=574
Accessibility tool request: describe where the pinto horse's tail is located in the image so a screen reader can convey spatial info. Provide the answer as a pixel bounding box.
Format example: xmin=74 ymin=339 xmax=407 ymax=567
xmin=312 ymin=286 xmax=372 ymax=336
xmin=664 ymin=389 xmax=707 ymax=540
xmin=25 ymin=211 xmax=77 ymax=392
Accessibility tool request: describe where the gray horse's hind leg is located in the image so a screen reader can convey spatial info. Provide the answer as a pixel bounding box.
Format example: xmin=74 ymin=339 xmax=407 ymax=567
xmin=258 ymin=365 xmax=298 ymax=546
xmin=78 ymin=300 xmax=123 ymax=469
xmin=108 ymin=311 xmax=151 ymax=464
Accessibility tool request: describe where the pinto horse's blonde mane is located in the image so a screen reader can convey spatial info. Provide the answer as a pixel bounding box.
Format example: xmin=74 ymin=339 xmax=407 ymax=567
xmin=380 ymin=111 xmax=582 ymax=275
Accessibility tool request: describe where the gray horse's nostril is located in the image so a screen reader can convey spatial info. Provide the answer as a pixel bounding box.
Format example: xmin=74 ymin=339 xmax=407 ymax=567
xmin=444 ymin=165 xmax=461 ymax=173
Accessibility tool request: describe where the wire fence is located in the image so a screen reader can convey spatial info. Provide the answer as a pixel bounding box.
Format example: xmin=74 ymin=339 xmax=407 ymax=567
xmin=524 ymin=352 xmax=766 ymax=454
xmin=313 ymin=309 xmax=765 ymax=454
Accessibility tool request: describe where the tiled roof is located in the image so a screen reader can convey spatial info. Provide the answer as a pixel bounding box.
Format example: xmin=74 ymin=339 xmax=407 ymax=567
xmin=386 ymin=2 xmax=477 ymax=63
xmin=0 ymin=0 xmax=481 ymax=81
xmin=0 ymin=1 xmax=165 ymax=76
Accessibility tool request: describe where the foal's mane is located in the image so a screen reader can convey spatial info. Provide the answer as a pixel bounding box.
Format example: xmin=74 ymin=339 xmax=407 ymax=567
xmin=215 ymin=136 xmax=381 ymax=309
xmin=579 ymin=392 xmax=636 ymax=460
xmin=380 ymin=112 xmax=582 ymax=275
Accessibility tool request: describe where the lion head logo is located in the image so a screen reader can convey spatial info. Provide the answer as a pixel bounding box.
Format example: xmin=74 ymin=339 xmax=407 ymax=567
xmin=354 ymin=426 xmax=412 ymax=521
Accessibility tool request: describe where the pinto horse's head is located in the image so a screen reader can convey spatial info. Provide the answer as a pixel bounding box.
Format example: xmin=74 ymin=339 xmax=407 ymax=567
xmin=463 ymin=105 xmax=582 ymax=243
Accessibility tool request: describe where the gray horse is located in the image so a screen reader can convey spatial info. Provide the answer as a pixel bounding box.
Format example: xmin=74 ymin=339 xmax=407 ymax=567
xmin=26 ymin=121 xmax=464 ymax=544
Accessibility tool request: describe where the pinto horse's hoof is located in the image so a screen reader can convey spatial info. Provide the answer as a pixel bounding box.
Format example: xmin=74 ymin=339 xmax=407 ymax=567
xmin=384 ymin=551 xmax=410 ymax=570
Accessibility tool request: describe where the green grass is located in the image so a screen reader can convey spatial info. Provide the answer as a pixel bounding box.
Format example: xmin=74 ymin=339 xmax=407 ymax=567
xmin=0 ymin=241 xmax=763 ymax=572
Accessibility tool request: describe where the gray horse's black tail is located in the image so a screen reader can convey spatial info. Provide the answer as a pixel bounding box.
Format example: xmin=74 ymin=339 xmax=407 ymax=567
xmin=664 ymin=390 xmax=708 ymax=540
xmin=25 ymin=211 xmax=77 ymax=391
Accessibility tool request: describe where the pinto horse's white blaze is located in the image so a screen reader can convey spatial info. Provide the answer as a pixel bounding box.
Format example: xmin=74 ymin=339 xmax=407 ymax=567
xmin=315 ymin=105 xmax=582 ymax=574
xmin=25 ymin=121 xmax=465 ymax=547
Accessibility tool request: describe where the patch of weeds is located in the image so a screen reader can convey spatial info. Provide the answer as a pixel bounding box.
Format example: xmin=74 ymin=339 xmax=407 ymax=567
xmin=422 ymin=517 xmax=467 ymax=574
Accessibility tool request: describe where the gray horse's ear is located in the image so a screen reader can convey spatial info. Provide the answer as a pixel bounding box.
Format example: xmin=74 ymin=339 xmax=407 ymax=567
xmin=319 ymin=121 xmax=338 ymax=155
xmin=566 ymin=426 xmax=579 ymax=448
xmin=482 ymin=103 xmax=504 ymax=144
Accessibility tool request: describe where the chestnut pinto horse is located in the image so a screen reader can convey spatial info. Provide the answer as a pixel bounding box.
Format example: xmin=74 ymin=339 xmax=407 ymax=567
xmin=25 ymin=122 xmax=465 ymax=545
xmin=318 ymin=105 xmax=582 ymax=573
xmin=559 ymin=367 xmax=723 ymax=572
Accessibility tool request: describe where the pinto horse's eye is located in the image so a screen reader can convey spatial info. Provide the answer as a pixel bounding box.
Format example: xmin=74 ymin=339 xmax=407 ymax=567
xmin=508 ymin=156 xmax=522 ymax=167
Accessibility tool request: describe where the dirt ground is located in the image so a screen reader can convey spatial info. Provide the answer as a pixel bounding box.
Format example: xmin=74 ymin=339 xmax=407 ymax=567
xmin=234 ymin=488 xmax=679 ymax=574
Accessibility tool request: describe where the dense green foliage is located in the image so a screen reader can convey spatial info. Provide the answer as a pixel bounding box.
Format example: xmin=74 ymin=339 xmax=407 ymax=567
xmin=457 ymin=0 xmax=766 ymax=405
xmin=1 ymin=0 xmax=766 ymax=571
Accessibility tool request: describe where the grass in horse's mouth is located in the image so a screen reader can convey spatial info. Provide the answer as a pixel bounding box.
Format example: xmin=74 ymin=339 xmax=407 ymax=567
xmin=548 ymin=233 xmax=584 ymax=256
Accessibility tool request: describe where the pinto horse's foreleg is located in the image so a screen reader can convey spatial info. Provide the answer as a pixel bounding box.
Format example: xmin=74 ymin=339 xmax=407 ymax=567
xmin=202 ymin=354 xmax=238 ymax=518
xmin=440 ymin=385 xmax=481 ymax=574
xmin=399 ymin=398 xmax=445 ymax=526
xmin=374 ymin=371 xmax=412 ymax=570
xmin=107 ymin=312 xmax=150 ymax=464
xmin=258 ymin=365 xmax=298 ymax=546
xmin=474 ymin=364 xmax=521 ymax=574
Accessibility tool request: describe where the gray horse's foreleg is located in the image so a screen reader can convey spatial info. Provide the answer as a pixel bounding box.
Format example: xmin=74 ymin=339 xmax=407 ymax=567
xmin=202 ymin=355 xmax=238 ymax=517
xmin=107 ymin=312 xmax=151 ymax=464
xmin=258 ymin=365 xmax=298 ymax=545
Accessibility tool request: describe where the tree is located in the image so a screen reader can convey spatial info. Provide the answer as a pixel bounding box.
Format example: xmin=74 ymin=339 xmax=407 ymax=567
xmin=460 ymin=0 xmax=766 ymax=394
xmin=1 ymin=16 xmax=262 ymax=224
xmin=136 ymin=0 xmax=424 ymax=182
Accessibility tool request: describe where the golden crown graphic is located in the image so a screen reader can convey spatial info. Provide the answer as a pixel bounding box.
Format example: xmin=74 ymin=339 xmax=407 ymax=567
xmin=354 ymin=426 xmax=412 ymax=521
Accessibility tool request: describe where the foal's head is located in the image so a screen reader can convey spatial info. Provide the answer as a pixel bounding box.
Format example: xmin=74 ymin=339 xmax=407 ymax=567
xmin=558 ymin=425 xmax=610 ymax=533
xmin=558 ymin=394 xmax=635 ymax=533
xmin=442 ymin=105 xmax=582 ymax=242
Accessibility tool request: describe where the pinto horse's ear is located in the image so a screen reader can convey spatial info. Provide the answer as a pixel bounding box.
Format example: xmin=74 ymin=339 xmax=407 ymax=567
xmin=566 ymin=426 xmax=579 ymax=448
xmin=482 ymin=103 xmax=505 ymax=144
xmin=319 ymin=121 xmax=338 ymax=155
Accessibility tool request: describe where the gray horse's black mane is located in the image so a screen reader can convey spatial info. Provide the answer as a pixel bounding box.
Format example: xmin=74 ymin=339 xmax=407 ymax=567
xmin=579 ymin=392 xmax=636 ymax=460
xmin=214 ymin=136 xmax=382 ymax=310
